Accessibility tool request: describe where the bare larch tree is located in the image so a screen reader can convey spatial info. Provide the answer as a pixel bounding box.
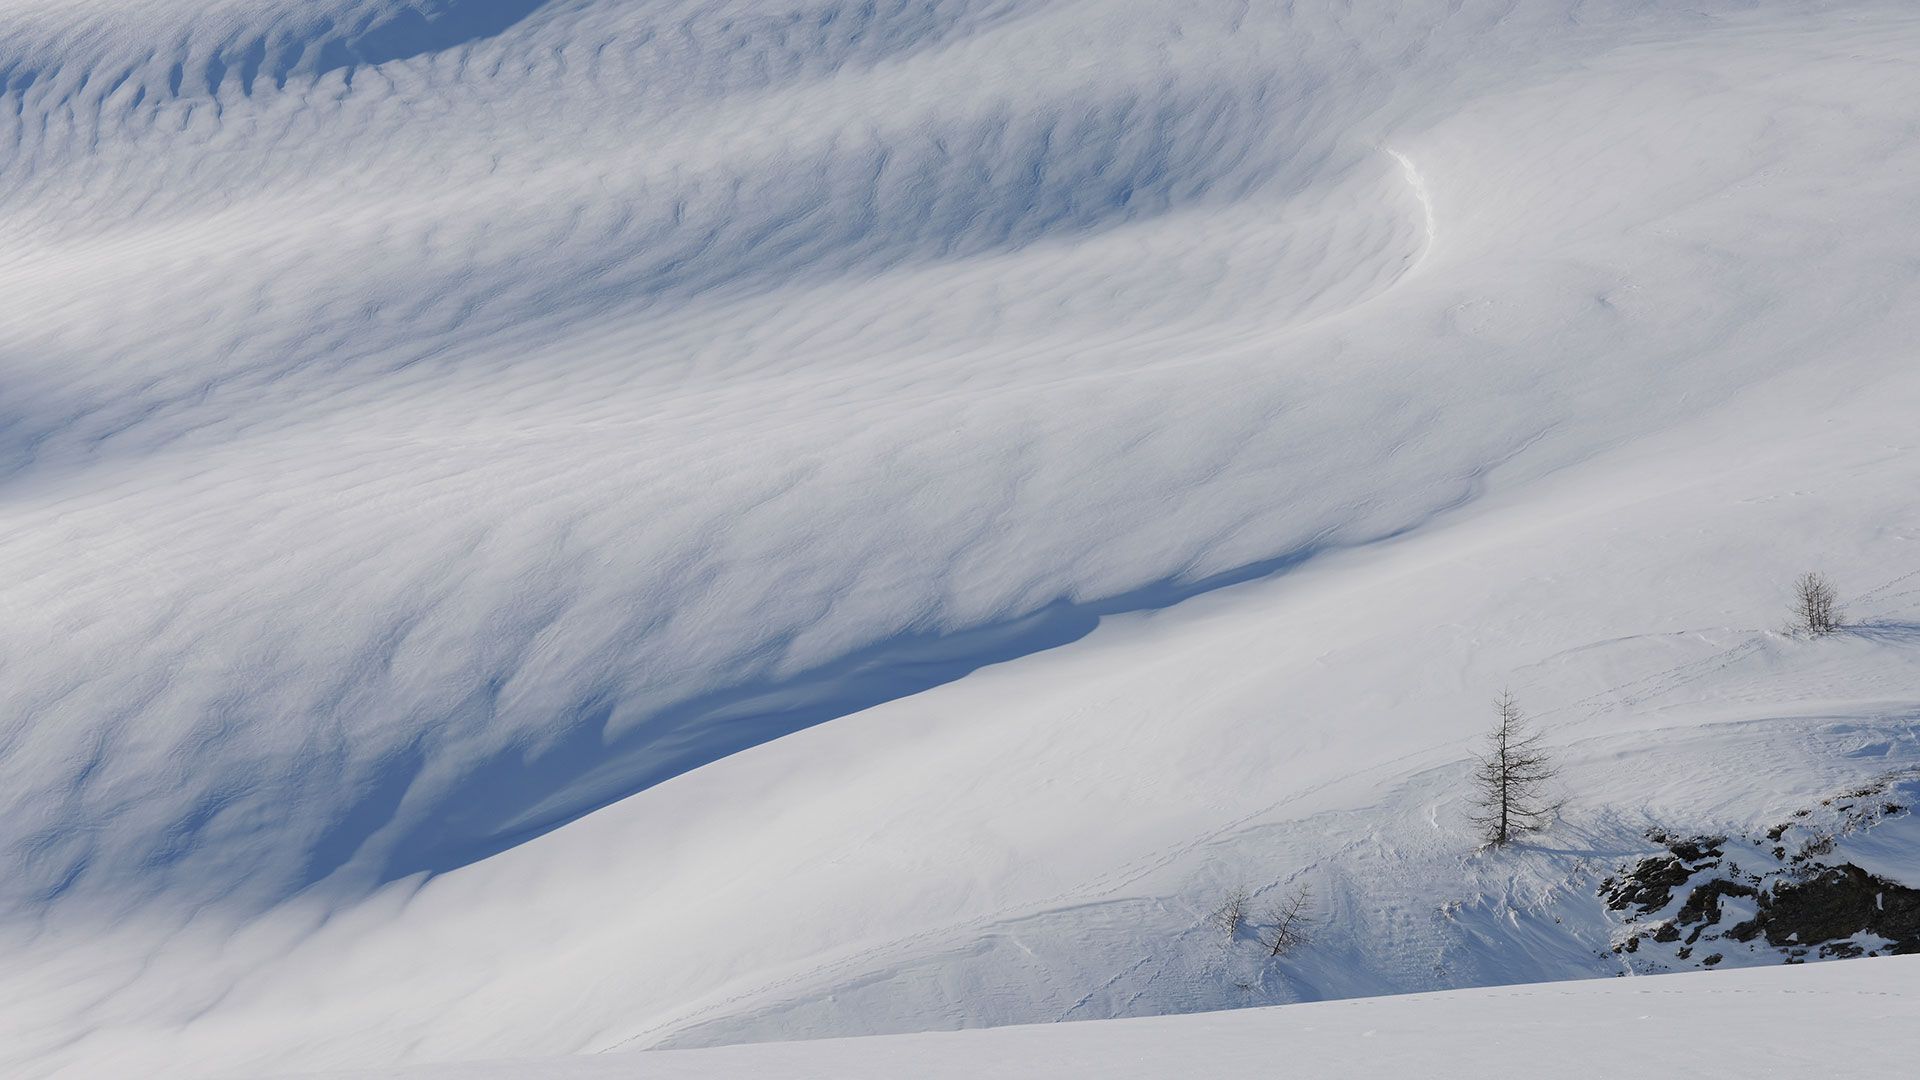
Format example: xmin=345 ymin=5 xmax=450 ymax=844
xmin=1790 ymin=571 xmax=1843 ymax=636
xmin=1260 ymin=883 xmax=1313 ymax=957
xmin=1210 ymin=885 xmax=1251 ymax=945
xmin=1468 ymin=689 xmax=1558 ymax=847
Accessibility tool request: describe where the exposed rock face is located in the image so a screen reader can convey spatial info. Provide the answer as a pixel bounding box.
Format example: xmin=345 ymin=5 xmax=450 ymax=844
xmin=1730 ymin=865 xmax=1920 ymax=953
xmin=1667 ymin=838 xmax=1724 ymax=865
xmin=1602 ymin=770 xmax=1920 ymax=970
xmin=1677 ymin=880 xmax=1756 ymax=928
xmin=1605 ymin=856 xmax=1694 ymax=913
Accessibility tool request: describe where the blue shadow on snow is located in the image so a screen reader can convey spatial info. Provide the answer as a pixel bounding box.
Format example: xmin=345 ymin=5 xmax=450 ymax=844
xmin=372 ymin=542 xmax=1335 ymax=886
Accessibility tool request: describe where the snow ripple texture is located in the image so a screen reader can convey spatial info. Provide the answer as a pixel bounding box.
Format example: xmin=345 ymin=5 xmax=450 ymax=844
xmin=3 ymin=2 xmax=1920 ymax=1071
xmin=2 ymin=0 xmax=1482 ymax=909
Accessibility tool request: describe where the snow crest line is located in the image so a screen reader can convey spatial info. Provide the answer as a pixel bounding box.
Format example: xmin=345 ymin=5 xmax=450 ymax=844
xmin=1387 ymin=147 xmax=1436 ymax=263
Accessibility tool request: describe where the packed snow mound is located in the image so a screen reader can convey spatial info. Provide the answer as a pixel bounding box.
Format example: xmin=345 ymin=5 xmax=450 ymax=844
xmin=4 ymin=0 xmax=1920 ymax=1076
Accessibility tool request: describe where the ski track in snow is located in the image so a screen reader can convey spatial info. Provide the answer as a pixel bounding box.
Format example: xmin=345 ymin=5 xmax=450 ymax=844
xmin=4 ymin=0 xmax=1920 ymax=1075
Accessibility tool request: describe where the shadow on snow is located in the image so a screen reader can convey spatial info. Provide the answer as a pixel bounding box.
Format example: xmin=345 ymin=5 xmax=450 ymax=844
xmin=362 ymin=542 xmax=1335 ymax=887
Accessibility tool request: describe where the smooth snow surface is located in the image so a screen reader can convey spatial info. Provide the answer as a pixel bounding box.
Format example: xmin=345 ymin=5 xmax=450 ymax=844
xmin=311 ymin=956 xmax=1920 ymax=1079
xmin=4 ymin=0 xmax=1920 ymax=1076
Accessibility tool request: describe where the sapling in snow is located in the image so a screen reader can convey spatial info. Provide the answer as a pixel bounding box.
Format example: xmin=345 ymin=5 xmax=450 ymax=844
xmin=1468 ymin=689 xmax=1559 ymax=847
xmin=1210 ymin=885 xmax=1252 ymax=945
xmin=1789 ymin=571 xmax=1844 ymax=636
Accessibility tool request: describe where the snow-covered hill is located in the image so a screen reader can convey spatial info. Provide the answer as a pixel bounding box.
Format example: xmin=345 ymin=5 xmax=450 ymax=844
xmin=2 ymin=0 xmax=1918 ymax=1076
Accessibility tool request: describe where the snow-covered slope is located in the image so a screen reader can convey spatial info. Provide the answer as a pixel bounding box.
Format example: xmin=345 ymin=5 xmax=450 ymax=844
xmin=310 ymin=956 xmax=1920 ymax=1079
xmin=3 ymin=0 xmax=1918 ymax=1076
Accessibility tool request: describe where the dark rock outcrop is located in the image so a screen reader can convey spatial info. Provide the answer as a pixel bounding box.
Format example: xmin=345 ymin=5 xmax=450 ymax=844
xmin=1736 ymin=864 xmax=1920 ymax=953
xmin=1677 ymin=880 xmax=1756 ymax=927
xmin=1606 ymin=855 xmax=1693 ymax=913
xmin=1602 ymin=770 xmax=1920 ymax=971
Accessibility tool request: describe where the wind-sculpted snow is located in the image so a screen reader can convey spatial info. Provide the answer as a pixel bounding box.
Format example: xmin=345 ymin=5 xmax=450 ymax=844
xmin=0 ymin=0 xmax=1463 ymax=912
xmin=0 ymin=0 xmax=1906 ymax=906
xmin=0 ymin=0 xmax=1460 ymax=911
xmin=5 ymin=0 xmax=1920 ymax=1073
